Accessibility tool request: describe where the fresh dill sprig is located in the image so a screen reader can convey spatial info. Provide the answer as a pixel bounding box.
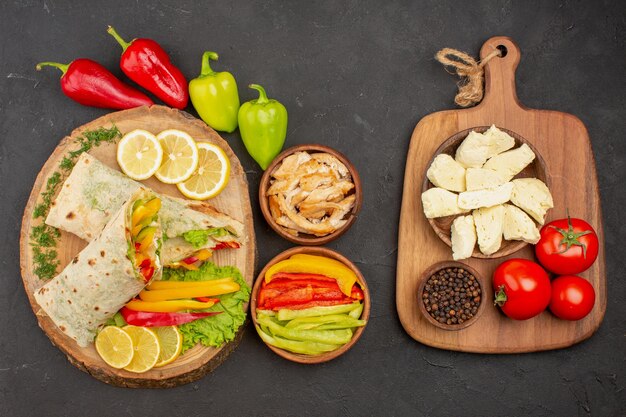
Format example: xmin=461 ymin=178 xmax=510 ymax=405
xmin=31 ymin=125 xmax=121 ymax=280
xmin=32 ymin=247 xmax=60 ymax=281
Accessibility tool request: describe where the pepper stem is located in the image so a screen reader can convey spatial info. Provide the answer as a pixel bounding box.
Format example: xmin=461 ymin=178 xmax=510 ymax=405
xmin=35 ymin=62 xmax=70 ymax=75
xmin=200 ymin=51 xmax=219 ymax=76
xmin=249 ymin=84 xmax=269 ymax=104
xmin=107 ymin=25 xmax=131 ymax=52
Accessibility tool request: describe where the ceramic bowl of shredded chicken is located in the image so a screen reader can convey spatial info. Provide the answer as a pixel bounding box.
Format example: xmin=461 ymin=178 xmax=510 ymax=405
xmin=259 ymin=144 xmax=362 ymax=245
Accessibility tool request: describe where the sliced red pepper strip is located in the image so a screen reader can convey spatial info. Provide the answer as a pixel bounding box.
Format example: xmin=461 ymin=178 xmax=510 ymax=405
xmin=212 ymin=241 xmax=241 ymax=251
xmin=351 ymin=286 xmax=364 ymax=300
xmin=140 ymin=266 xmax=155 ymax=283
xmin=183 ymin=256 xmax=199 ymax=265
xmin=268 ymin=298 xmax=354 ymax=311
xmin=120 ymin=307 xmax=221 ymax=327
xmin=311 ymin=287 xmax=346 ymax=301
xmin=265 ymin=286 xmax=314 ymax=309
xmin=263 ymin=278 xmax=340 ymax=291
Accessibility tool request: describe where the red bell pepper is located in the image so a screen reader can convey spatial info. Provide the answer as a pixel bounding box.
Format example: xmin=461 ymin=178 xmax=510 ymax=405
xmin=36 ymin=59 xmax=153 ymax=109
xmin=120 ymin=307 xmax=221 ymax=327
xmin=183 ymin=256 xmax=199 ymax=265
xmin=107 ymin=26 xmax=188 ymax=109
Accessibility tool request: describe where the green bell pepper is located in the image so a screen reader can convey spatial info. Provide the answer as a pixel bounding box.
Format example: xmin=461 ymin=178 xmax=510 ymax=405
xmin=189 ymin=51 xmax=240 ymax=133
xmin=238 ymin=84 xmax=288 ymax=169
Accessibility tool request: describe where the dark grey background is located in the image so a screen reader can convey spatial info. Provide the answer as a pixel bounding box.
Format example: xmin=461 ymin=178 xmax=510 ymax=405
xmin=1 ymin=1 xmax=625 ymax=416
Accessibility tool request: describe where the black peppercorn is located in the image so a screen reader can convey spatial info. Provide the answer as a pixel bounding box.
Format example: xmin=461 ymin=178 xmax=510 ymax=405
xmin=421 ymin=266 xmax=482 ymax=327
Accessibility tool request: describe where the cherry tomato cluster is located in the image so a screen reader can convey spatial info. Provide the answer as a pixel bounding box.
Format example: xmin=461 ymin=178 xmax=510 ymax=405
xmin=493 ymin=216 xmax=599 ymax=321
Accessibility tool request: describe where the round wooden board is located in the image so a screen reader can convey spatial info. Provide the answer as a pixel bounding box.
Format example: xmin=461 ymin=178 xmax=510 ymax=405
xmin=20 ymin=105 xmax=256 ymax=388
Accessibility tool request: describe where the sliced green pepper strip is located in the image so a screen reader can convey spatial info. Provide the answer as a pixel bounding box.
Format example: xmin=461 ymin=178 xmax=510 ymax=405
xmin=348 ymin=302 xmax=364 ymax=319
xmin=256 ymin=309 xmax=276 ymax=317
xmin=284 ymin=314 xmax=352 ymax=329
xmin=257 ymin=317 xmax=352 ymax=345
xmin=276 ymin=302 xmax=360 ymax=321
xmin=255 ymin=325 xmax=340 ymax=355
xmin=313 ymin=319 xmax=367 ymax=330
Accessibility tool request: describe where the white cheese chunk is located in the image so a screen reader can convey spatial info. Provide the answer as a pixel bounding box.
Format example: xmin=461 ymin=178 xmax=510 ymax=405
xmin=454 ymin=131 xmax=491 ymax=168
xmin=451 ymin=215 xmax=477 ymax=260
xmin=509 ymin=178 xmax=554 ymax=224
xmin=473 ymin=205 xmax=505 ymax=255
xmin=421 ymin=188 xmax=470 ymax=219
xmin=483 ymin=125 xmax=516 ymax=157
xmin=458 ymin=182 xmax=513 ymax=210
xmin=503 ymin=204 xmax=541 ymax=244
xmin=426 ymin=154 xmax=466 ymax=192
xmin=465 ymin=168 xmax=509 ymax=191
xmin=482 ymin=143 xmax=536 ymax=180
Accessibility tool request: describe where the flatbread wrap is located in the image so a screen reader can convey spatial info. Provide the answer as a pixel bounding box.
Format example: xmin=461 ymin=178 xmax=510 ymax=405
xmin=34 ymin=188 xmax=162 ymax=347
xmin=45 ymin=153 xmax=243 ymax=264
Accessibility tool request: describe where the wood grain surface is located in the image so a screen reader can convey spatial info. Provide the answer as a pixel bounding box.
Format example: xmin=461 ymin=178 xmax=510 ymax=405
xmin=396 ymin=36 xmax=606 ymax=353
xmin=20 ymin=105 xmax=256 ymax=387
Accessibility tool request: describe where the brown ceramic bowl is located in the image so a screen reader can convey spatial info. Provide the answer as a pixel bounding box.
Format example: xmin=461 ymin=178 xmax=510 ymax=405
xmin=422 ymin=126 xmax=549 ymax=258
xmin=259 ymin=144 xmax=362 ymax=245
xmin=251 ymin=246 xmax=370 ymax=364
xmin=417 ymin=261 xmax=487 ymax=331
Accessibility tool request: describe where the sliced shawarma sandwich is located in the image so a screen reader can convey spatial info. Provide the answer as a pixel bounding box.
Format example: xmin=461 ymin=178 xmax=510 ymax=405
xmin=45 ymin=153 xmax=244 ymax=268
xmin=34 ymin=188 xmax=162 ymax=347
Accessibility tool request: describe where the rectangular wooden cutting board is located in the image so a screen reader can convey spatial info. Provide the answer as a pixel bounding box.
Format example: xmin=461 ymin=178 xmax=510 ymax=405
xmin=396 ymin=37 xmax=606 ymax=353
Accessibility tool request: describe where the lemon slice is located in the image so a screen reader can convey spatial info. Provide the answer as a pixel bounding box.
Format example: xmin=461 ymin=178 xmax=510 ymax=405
xmin=117 ymin=129 xmax=163 ymax=180
xmin=155 ymin=129 xmax=199 ymax=184
xmin=122 ymin=325 xmax=161 ymax=373
xmin=177 ymin=142 xmax=230 ymax=200
xmin=153 ymin=326 xmax=183 ymax=367
xmin=95 ymin=326 xmax=134 ymax=369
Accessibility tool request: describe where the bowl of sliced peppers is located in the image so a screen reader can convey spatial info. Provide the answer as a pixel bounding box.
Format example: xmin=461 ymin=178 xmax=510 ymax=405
xmin=251 ymin=246 xmax=370 ymax=364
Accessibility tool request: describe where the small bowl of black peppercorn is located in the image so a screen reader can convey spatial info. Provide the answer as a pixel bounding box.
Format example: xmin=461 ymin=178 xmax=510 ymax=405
xmin=418 ymin=261 xmax=486 ymax=331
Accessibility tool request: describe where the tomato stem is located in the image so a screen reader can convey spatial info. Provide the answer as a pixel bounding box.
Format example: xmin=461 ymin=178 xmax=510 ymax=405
xmin=548 ymin=215 xmax=592 ymax=258
xmin=493 ymin=285 xmax=508 ymax=307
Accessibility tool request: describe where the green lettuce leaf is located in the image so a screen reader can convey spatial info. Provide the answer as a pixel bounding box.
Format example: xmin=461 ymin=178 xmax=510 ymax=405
xmin=182 ymin=228 xmax=232 ymax=249
xmin=162 ymin=261 xmax=250 ymax=352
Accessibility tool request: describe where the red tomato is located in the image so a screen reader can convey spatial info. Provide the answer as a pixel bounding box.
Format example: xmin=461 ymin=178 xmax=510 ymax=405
xmin=493 ymin=259 xmax=551 ymax=320
xmin=549 ymin=276 xmax=595 ymax=320
xmin=535 ymin=216 xmax=599 ymax=275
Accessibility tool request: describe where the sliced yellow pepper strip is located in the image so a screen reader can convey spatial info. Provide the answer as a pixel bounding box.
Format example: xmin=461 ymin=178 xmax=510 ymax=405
xmin=125 ymin=299 xmax=216 ymax=313
xmin=147 ymin=277 xmax=234 ymax=290
xmin=195 ymin=249 xmax=212 ymax=261
xmin=139 ymin=282 xmax=240 ymax=302
xmin=131 ymin=198 xmax=161 ymax=228
xmin=289 ymin=254 xmax=352 ymax=270
xmin=264 ymin=255 xmax=357 ymax=297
